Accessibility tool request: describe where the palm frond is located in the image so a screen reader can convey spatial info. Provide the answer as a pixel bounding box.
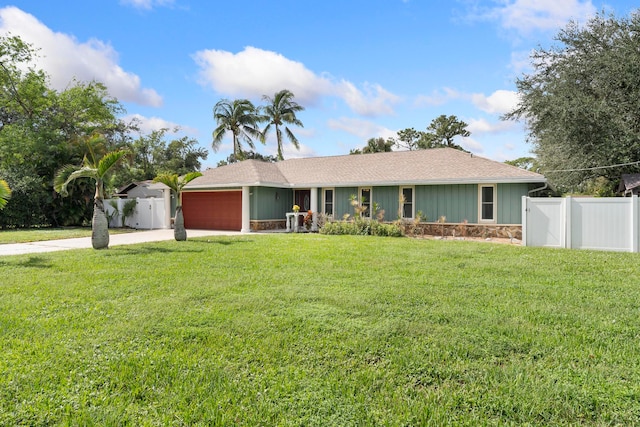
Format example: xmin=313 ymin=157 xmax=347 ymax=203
xmin=181 ymin=171 xmax=203 ymax=186
xmin=153 ymin=173 xmax=179 ymax=192
xmin=0 ymin=179 xmax=11 ymax=210
xmin=97 ymin=149 xmax=129 ymax=177
xmin=54 ymin=165 xmax=97 ymax=196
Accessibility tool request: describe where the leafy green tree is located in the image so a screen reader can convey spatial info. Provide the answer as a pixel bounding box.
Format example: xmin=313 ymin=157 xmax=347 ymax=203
xmin=505 ymin=11 xmax=640 ymax=193
xmin=504 ymin=156 xmax=540 ymax=172
xmin=427 ymin=114 xmax=470 ymax=150
xmin=153 ymin=172 xmax=202 ymax=241
xmin=212 ymin=99 xmax=264 ymax=162
xmin=262 ymin=89 xmax=305 ymax=160
xmin=54 ymin=136 xmax=129 ymax=249
xmin=216 ymin=150 xmax=277 ymax=167
xmin=391 ymin=117 xmax=469 ymax=152
xmin=0 ymin=35 xmax=132 ymax=227
xmin=350 ymin=137 xmax=394 ymax=154
xmin=392 ymin=128 xmax=431 ymax=151
xmin=0 ymin=178 xmax=10 ymax=210
xmin=117 ymin=128 xmax=207 ymax=188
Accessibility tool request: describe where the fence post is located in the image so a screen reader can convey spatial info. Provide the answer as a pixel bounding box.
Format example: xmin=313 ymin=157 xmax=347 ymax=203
xmin=521 ymin=196 xmax=528 ymax=247
xmin=564 ymin=196 xmax=572 ymax=249
xmin=632 ymin=195 xmax=638 ymax=253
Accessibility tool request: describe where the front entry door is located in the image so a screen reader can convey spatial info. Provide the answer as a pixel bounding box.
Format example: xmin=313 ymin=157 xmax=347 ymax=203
xmin=294 ymin=190 xmax=311 ymax=226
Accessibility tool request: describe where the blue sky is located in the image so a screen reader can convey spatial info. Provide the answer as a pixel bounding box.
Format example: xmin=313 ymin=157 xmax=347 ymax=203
xmin=1 ymin=1 xmax=638 ymax=168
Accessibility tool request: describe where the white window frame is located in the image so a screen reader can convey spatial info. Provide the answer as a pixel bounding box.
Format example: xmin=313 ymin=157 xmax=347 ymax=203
xmin=359 ymin=187 xmax=372 ymax=219
xmin=399 ymin=186 xmax=415 ymax=219
xmin=323 ymin=188 xmax=335 ymax=217
xmin=478 ymin=184 xmax=497 ymax=223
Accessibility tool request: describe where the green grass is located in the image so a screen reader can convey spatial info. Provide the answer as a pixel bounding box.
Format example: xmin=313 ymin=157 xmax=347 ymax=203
xmin=1 ymin=234 xmax=640 ymax=425
xmin=0 ymin=227 xmax=136 ymax=244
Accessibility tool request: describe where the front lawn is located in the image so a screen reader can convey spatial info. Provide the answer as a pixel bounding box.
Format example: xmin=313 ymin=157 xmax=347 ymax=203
xmin=1 ymin=235 xmax=639 ymax=425
xmin=0 ymin=227 xmax=137 ymax=244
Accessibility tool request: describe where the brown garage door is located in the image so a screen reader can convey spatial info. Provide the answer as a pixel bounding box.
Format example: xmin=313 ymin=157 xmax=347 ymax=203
xmin=182 ymin=191 xmax=242 ymax=230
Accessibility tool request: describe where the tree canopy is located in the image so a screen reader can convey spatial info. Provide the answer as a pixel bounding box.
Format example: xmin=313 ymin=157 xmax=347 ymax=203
xmin=391 ymin=115 xmax=470 ymax=152
xmin=506 ymin=11 xmax=640 ymax=193
xmin=350 ymin=137 xmax=394 ymax=154
xmin=0 ymin=34 xmax=207 ymax=228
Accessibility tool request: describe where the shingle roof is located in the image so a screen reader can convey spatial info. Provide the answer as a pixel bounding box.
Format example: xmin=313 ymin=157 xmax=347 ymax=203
xmin=187 ymin=148 xmax=546 ymax=189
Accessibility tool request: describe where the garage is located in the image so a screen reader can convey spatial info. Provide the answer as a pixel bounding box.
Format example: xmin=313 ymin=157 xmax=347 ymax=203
xmin=182 ymin=191 xmax=242 ymax=230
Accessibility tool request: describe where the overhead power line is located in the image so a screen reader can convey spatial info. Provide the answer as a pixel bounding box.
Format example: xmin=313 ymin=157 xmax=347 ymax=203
xmin=545 ymin=160 xmax=640 ymax=173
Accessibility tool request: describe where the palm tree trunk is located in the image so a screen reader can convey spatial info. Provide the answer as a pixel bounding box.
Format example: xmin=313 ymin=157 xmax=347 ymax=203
xmin=174 ymin=205 xmax=187 ymax=241
xmin=92 ymin=198 xmax=110 ymax=249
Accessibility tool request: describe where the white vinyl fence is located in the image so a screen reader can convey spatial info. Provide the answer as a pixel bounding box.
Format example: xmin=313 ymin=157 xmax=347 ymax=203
xmin=522 ymin=196 xmax=639 ymax=252
xmin=105 ymin=198 xmax=170 ymax=230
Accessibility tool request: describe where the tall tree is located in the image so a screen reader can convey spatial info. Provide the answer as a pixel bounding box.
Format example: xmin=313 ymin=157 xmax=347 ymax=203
xmin=118 ymin=128 xmax=208 ymax=187
xmin=427 ymin=115 xmax=470 ymax=149
xmin=262 ymin=89 xmax=305 ymax=160
xmin=392 ymin=128 xmax=430 ymax=151
xmin=0 ymin=179 xmax=10 ymax=210
xmin=505 ymin=11 xmax=640 ymax=193
xmin=217 ymin=150 xmax=277 ymax=167
xmin=350 ymin=137 xmax=394 ymax=154
xmin=54 ymin=135 xmax=128 ymax=249
xmin=0 ymin=35 xmax=132 ymax=227
xmin=153 ymin=172 xmax=202 ymax=241
xmin=212 ymin=99 xmax=263 ymax=162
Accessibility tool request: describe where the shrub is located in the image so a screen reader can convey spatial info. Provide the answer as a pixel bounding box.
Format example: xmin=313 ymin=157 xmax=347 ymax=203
xmin=320 ymin=219 xmax=403 ymax=237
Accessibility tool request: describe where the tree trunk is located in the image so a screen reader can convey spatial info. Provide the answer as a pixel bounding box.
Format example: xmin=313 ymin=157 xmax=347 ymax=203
xmin=92 ymin=198 xmax=110 ymax=249
xmin=174 ymin=205 xmax=187 ymax=241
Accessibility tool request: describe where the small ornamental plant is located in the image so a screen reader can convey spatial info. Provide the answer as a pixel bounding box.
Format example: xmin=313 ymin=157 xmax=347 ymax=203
xmin=304 ymin=210 xmax=313 ymax=229
xmin=293 ymin=204 xmax=300 ymax=213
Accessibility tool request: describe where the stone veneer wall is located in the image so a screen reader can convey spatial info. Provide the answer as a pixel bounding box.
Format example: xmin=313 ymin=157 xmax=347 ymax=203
xmin=251 ymin=220 xmax=287 ymax=231
xmin=403 ymin=222 xmax=522 ymax=240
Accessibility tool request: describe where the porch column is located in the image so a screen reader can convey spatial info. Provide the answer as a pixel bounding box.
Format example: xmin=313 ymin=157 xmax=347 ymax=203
xmin=241 ymin=186 xmax=251 ymax=233
xmin=310 ymin=187 xmax=318 ymax=231
xmin=163 ymin=188 xmax=171 ymax=229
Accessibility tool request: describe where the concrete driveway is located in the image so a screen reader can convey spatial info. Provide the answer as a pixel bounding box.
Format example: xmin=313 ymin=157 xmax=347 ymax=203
xmin=0 ymin=229 xmax=245 ymax=256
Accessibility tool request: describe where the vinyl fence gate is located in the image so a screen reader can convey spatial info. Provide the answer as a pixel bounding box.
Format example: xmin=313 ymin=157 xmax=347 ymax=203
xmin=522 ymin=195 xmax=640 ymax=252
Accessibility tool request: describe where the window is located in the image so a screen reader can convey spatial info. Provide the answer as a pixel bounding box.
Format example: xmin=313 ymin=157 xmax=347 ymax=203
xmin=324 ymin=188 xmax=334 ymax=216
xmin=401 ymin=187 xmax=414 ymax=219
xmin=479 ymin=185 xmax=496 ymax=222
xmin=360 ymin=188 xmax=371 ymax=218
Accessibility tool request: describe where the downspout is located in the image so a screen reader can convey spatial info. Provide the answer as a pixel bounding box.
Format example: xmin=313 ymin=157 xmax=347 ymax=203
xmin=528 ymin=182 xmax=548 ymax=196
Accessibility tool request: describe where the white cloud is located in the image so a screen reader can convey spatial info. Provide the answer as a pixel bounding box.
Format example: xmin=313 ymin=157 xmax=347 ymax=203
xmin=471 ymin=90 xmax=520 ymax=114
xmin=124 ymin=113 xmax=197 ymax=135
xmin=414 ymin=87 xmax=461 ymax=107
xmin=193 ymin=46 xmax=399 ymax=117
xmin=489 ymin=0 xmax=596 ymax=35
xmin=460 ymin=137 xmax=484 ymax=153
xmin=120 ymin=0 xmax=174 ymax=10
xmin=0 ymin=6 xmax=162 ymax=107
xmin=327 ymin=117 xmax=396 ymax=139
xmin=467 ymin=118 xmax=516 ymax=135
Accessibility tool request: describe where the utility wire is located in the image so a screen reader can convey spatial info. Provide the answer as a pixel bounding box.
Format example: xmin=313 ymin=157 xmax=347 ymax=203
xmin=545 ymin=160 xmax=640 ymax=173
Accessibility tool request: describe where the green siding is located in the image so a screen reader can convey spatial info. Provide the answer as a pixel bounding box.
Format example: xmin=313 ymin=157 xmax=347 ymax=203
xmin=497 ymin=183 xmax=529 ymax=224
xmin=249 ymin=182 xmax=534 ymax=224
xmin=415 ymin=184 xmax=477 ymax=223
xmin=251 ymin=187 xmax=292 ymax=220
xmin=334 ymin=187 xmax=357 ymax=219
xmin=370 ymin=186 xmax=399 ymax=220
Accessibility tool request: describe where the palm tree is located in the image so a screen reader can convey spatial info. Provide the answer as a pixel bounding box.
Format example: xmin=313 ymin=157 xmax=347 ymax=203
xmin=153 ymin=172 xmax=202 ymax=241
xmin=54 ymin=135 xmax=129 ymax=249
xmin=262 ymin=89 xmax=305 ymax=161
xmin=212 ymin=99 xmax=264 ymax=162
xmin=0 ymin=179 xmax=11 ymax=210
